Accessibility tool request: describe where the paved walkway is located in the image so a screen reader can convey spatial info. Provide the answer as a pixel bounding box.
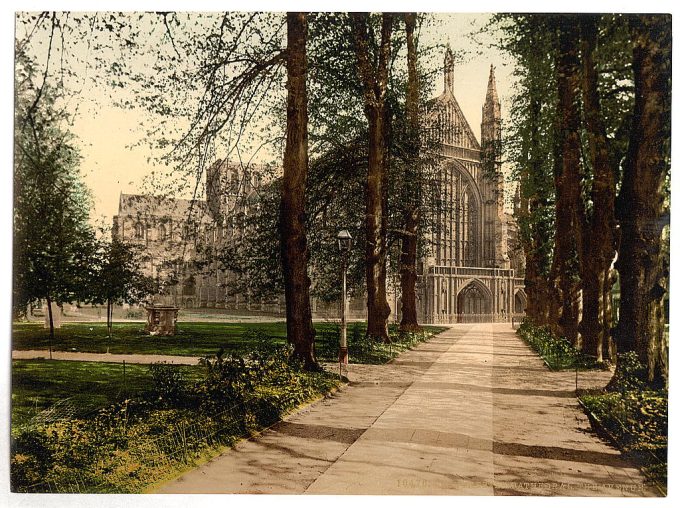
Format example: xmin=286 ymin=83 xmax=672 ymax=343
xmin=157 ymin=323 xmax=657 ymax=496
xmin=11 ymin=350 xmax=201 ymax=365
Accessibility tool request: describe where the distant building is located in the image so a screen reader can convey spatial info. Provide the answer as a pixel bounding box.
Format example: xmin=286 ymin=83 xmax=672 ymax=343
xmin=113 ymin=48 xmax=526 ymax=322
xmin=112 ymin=161 xmax=272 ymax=310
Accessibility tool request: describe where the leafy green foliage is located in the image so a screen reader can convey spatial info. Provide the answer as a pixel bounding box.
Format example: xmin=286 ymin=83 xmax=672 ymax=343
xmin=517 ymin=320 xmax=603 ymax=370
xmin=13 ymin=78 xmax=97 ymax=318
xmin=148 ymin=363 xmax=188 ymax=407
xmin=90 ymin=238 xmax=155 ymax=309
xmin=11 ymin=344 xmax=339 ymax=493
xmin=315 ymin=322 xmax=445 ymax=364
xmin=581 ymin=377 xmax=667 ymax=488
xmin=606 ymin=352 xmax=646 ymax=393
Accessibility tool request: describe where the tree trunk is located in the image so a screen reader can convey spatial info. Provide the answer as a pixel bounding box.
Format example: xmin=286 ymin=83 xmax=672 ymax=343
xmin=280 ymin=12 xmax=317 ymax=369
xmin=613 ymin=15 xmax=670 ymax=388
xmin=551 ymin=16 xmax=584 ymax=345
xmin=604 ymin=269 xmax=617 ymax=361
xmin=520 ymin=78 xmax=553 ymax=327
xmin=399 ymin=13 xmax=421 ymax=332
xmin=351 ymin=13 xmax=393 ymax=342
xmin=580 ymin=268 xmax=605 ymax=359
xmin=46 ymin=293 xmax=54 ymax=359
xmin=365 ymin=106 xmax=392 ymax=341
xmin=577 ymin=16 xmax=617 ymax=362
xmin=107 ymin=297 xmax=113 ymax=338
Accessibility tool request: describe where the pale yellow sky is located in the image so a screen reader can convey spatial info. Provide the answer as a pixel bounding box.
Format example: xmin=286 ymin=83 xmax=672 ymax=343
xmin=18 ymin=12 xmax=517 ymax=225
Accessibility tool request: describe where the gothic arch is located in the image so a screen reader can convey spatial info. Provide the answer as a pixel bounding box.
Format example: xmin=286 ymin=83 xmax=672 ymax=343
xmin=456 ymin=278 xmax=493 ymax=301
xmin=514 ymin=287 xmax=527 ymax=314
xmin=446 ymin=160 xmax=483 ymax=205
xmin=456 ymin=278 xmax=492 ymax=322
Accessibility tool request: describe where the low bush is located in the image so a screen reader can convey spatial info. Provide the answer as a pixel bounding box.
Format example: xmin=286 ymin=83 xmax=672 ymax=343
xmin=316 ymin=323 xmax=445 ymax=364
xmin=10 ymin=343 xmax=339 ymax=493
xmin=580 ymin=359 xmax=667 ymax=490
xmin=517 ymin=320 xmax=603 ymax=370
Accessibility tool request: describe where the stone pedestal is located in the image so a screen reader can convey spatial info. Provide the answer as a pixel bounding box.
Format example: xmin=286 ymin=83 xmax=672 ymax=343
xmin=145 ymin=306 xmax=179 ymax=336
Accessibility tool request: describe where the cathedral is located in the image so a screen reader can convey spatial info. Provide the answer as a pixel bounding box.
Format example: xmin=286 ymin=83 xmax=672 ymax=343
xmin=417 ymin=47 xmax=526 ymax=323
xmin=113 ymin=48 xmax=526 ymax=322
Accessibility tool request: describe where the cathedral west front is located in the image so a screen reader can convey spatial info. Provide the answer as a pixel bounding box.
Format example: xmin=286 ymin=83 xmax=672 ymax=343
xmin=418 ymin=47 xmax=526 ymax=323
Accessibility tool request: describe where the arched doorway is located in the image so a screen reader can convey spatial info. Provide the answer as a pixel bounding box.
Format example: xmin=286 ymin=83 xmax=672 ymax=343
xmin=514 ymin=288 xmax=527 ymax=315
xmin=457 ymin=280 xmax=491 ymax=323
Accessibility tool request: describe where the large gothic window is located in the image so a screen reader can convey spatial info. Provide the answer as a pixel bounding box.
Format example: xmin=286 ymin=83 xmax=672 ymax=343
xmin=434 ymin=164 xmax=479 ymax=267
xmin=134 ymin=222 xmax=145 ymax=239
xmin=461 ymin=188 xmax=477 ymax=266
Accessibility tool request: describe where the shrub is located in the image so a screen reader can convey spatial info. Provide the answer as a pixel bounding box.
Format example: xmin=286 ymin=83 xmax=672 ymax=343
xmin=581 ymin=387 xmax=667 ymax=488
xmin=148 ymin=363 xmax=187 ymax=407
xmin=607 ymin=352 xmax=646 ymax=393
xmin=517 ymin=320 xmax=601 ymax=370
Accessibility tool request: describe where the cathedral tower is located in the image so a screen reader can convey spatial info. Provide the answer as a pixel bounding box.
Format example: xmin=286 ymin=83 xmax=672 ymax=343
xmin=481 ymin=64 xmax=509 ymax=269
xmin=481 ymin=65 xmax=501 ymax=148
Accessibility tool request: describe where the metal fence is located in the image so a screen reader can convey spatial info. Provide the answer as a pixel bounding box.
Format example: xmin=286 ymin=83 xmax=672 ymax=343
xmin=424 ymin=313 xmax=525 ymax=324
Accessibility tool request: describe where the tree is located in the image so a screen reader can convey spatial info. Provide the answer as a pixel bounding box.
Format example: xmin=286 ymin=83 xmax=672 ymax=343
xmin=350 ymin=12 xmax=394 ymax=342
xmin=497 ymin=13 xmax=668 ymax=383
xmin=576 ymin=15 xmax=618 ymax=361
xmin=493 ymin=14 xmax=558 ymax=327
xmin=91 ymin=237 xmax=154 ymax=339
xmin=14 ymin=81 xmax=95 ymax=343
xmin=550 ymin=15 xmax=586 ymax=346
xmin=397 ymin=12 xmax=422 ymax=332
xmin=280 ymin=12 xmax=318 ymax=369
xmin=613 ymin=14 xmax=671 ymax=388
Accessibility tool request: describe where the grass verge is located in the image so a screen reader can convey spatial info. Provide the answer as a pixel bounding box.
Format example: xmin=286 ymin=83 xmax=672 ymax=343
xmin=11 ymin=360 xmax=201 ymax=429
xmin=516 ymin=320 xmax=605 ymax=370
xmin=316 ymin=323 xmax=446 ymax=364
xmin=578 ymin=352 xmax=667 ymax=493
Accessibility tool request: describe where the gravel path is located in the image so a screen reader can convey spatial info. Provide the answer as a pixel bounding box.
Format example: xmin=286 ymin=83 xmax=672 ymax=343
xmin=11 ymin=350 xmax=202 ymax=365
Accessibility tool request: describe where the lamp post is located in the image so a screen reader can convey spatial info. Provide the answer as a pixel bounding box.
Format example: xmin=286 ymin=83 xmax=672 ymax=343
xmin=337 ymin=230 xmax=352 ymax=369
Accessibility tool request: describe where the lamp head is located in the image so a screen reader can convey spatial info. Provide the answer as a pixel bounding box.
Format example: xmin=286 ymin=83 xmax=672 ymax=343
xmin=337 ymin=229 xmax=353 ymax=254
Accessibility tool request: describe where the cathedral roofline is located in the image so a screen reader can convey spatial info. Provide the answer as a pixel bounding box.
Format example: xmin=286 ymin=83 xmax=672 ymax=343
xmin=429 ymin=48 xmax=483 ymax=150
xmin=431 ymin=91 xmax=482 ymax=151
xmin=117 ymin=192 xmax=209 ymax=219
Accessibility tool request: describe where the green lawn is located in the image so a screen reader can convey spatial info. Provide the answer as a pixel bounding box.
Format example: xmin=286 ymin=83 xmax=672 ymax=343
xmin=12 ymin=321 xmax=444 ymax=363
xmin=12 ymin=321 xmax=291 ymax=357
xmin=11 ymin=360 xmax=197 ymax=429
